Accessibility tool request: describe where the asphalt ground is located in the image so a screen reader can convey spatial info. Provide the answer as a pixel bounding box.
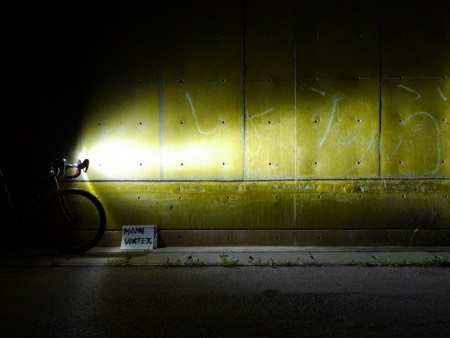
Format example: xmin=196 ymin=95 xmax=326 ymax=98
xmin=1 ymin=263 xmax=450 ymax=337
xmin=1 ymin=245 xmax=450 ymax=337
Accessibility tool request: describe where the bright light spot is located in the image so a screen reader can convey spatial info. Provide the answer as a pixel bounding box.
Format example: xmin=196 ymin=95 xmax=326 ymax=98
xmin=84 ymin=140 xmax=160 ymax=179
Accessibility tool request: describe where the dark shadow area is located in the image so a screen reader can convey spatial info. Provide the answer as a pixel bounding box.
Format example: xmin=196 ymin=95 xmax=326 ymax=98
xmin=2 ymin=2 xmax=93 ymax=171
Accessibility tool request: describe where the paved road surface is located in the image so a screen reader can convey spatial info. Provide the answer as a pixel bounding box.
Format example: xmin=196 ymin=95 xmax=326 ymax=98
xmin=1 ymin=265 xmax=449 ymax=337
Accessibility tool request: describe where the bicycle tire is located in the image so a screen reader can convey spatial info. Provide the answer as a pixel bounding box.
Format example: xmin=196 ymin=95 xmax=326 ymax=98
xmin=42 ymin=188 xmax=106 ymax=254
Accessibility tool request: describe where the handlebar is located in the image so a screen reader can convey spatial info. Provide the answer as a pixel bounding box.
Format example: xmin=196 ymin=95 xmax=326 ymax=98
xmin=50 ymin=158 xmax=89 ymax=179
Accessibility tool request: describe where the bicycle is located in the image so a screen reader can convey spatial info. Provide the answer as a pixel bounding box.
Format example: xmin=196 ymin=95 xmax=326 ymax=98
xmin=0 ymin=158 xmax=106 ymax=254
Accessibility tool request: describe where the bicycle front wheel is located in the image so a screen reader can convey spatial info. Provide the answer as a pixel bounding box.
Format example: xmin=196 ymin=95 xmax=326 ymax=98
xmin=42 ymin=188 xmax=106 ymax=254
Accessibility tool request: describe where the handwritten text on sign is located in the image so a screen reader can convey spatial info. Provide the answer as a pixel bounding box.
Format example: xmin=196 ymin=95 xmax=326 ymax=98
xmin=121 ymin=225 xmax=157 ymax=250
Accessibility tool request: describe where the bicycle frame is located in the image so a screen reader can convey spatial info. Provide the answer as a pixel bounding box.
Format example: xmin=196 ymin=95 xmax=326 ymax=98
xmin=0 ymin=168 xmax=59 ymax=249
xmin=1 ymin=159 xmax=90 ymax=234
xmin=2 ymin=157 xmax=105 ymax=254
xmin=54 ymin=176 xmax=75 ymax=223
xmin=54 ymin=158 xmax=90 ymax=223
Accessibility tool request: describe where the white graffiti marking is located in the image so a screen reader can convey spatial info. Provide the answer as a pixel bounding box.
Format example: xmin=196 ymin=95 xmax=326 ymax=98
xmin=404 ymin=112 xmax=441 ymax=174
xmin=398 ymin=84 xmax=421 ymax=100
xmin=185 ymin=93 xmax=220 ymax=135
xmin=307 ymin=87 xmax=325 ymax=96
xmin=248 ymin=108 xmax=274 ymax=119
xmin=251 ymin=123 xmax=286 ymax=148
xmin=437 ymin=85 xmax=448 ymax=101
xmin=319 ymin=96 xmax=343 ymax=147
xmin=247 ymin=108 xmax=287 ymax=154
xmin=391 ymin=135 xmax=403 ymax=157
xmin=346 ymin=135 xmax=375 ymax=174
xmin=360 ymin=136 xmax=375 ymax=161
xmin=339 ymin=134 xmax=359 ymax=145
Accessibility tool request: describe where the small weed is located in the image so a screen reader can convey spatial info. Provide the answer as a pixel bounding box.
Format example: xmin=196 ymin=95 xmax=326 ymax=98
xmin=267 ymin=258 xmax=276 ymax=267
xmin=379 ymin=259 xmax=408 ymax=267
xmin=104 ymin=256 xmax=131 ymax=267
xmin=185 ymin=255 xmax=205 ymax=267
xmin=144 ymin=247 xmax=153 ymax=263
xmin=406 ymin=228 xmax=419 ymax=251
xmin=376 ymin=257 xmax=448 ymax=267
xmin=248 ymin=255 xmax=262 ymax=266
xmin=164 ymin=257 xmax=183 ymax=266
xmin=278 ymin=259 xmax=293 ymax=266
xmin=421 ymin=255 xmax=449 ymax=267
xmin=351 ymin=260 xmax=372 ymax=267
xmin=219 ymin=253 xmax=239 ymax=267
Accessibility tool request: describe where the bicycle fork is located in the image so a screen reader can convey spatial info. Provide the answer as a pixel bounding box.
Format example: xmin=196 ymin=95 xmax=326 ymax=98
xmin=54 ymin=177 xmax=75 ymax=222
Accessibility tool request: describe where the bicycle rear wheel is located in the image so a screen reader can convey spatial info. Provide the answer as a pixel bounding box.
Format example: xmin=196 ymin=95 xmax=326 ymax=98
xmin=42 ymin=188 xmax=106 ymax=254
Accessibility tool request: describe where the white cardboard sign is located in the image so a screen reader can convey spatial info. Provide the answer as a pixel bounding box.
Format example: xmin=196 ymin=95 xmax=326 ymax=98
xmin=120 ymin=225 xmax=157 ymax=250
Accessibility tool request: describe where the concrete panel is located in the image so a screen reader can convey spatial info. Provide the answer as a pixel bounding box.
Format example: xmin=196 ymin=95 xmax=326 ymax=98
xmin=78 ymin=83 xmax=161 ymax=180
xmin=66 ymin=180 xmax=450 ymax=239
xmin=162 ymin=1 xmax=242 ymax=81
xmin=296 ymin=0 xmax=380 ymax=79
xmin=245 ymin=0 xmax=295 ymax=81
xmin=162 ymin=81 xmax=244 ymax=180
xmin=381 ymin=79 xmax=450 ymax=178
xmin=84 ymin=5 xmax=160 ymax=82
xmin=295 ymin=180 xmax=450 ymax=230
xmin=296 ymin=80 xmax=380 ymax=178
xmin=65 ymin=1 xmax=450 ymax=247
xmin=100 ymin=229 xmax=450 ymax=248
xmin=245 ymin=81 xmax=296 ymax=179
xmin=382 ymin=0 xmax=450 ymax=78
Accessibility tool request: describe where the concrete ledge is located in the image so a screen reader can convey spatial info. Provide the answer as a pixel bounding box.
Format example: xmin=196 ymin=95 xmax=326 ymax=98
xmin=1 ymin=246 xmax=449 ymax=267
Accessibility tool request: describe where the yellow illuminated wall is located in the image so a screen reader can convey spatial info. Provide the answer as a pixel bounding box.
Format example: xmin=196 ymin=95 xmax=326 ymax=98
xmin=66 ymin=0 xmax=450 ymax=246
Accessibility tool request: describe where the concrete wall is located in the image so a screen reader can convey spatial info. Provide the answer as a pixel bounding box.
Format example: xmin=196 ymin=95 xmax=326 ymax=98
xmin=62 ymin=0 xmax=450 ymax=246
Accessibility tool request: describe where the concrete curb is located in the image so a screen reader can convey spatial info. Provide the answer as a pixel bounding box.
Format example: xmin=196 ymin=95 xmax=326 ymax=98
xmin=1 ymin=246 xmax=449 ymax=267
